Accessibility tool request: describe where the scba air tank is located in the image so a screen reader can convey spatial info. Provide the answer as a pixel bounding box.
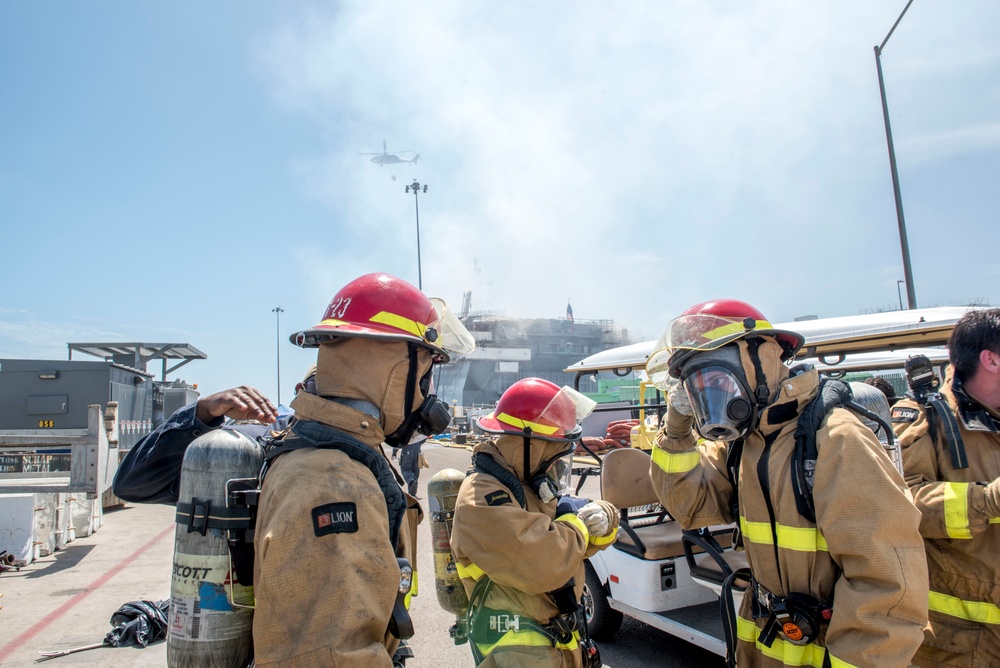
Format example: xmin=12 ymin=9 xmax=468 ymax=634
xmin=169 ymin=428 xmax=261 ymax=668
xmin=427 ymin=468 xmax=470 ymax=644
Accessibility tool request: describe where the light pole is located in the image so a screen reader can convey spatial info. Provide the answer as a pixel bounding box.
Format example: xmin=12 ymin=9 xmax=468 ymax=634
xmin=897 ymin=280 xmax=906 ymax=311
xmin=405 ymin=179 xmax=428 ymax=290
xmin=272 ymin=306 xmax=283 ymax=406
xmin=875 ymin=0 xmax=918 ymax=309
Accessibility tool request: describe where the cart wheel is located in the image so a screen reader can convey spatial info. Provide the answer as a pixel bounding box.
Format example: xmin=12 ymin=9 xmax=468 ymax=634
xmin=583 ymin=560 xmax=623 ymax=640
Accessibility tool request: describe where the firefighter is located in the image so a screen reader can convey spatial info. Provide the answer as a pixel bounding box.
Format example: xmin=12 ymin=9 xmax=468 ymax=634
xmin=114 ymin=273 xmax=475 ymax=667
xmin=894 ymin=308 xmax=1000 ymax=667
xmin=645 ymin=299 xmax=927 ymax=667
xmin=251 ymin=273 xmax=473 ymax=667
xmin=450 ymin=378 xmax=619 ymax=667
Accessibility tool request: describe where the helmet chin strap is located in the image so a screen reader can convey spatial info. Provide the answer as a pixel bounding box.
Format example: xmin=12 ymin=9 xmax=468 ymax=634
xmin=522 ymin=427 xmax=533 ymax=484
xmin=745 ymin=338 xmax=771 ymax=424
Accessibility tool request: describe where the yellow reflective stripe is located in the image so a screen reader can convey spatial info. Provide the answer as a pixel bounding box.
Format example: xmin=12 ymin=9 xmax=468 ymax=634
xmin=411 ymin=570 xmax=418 ymax=598
xmin=651 ymin=445 xmax=700 ymax=473
xmin=990 ymin=518 xmax=1000 ymax=524
xmin=369 ymin=311 xmax=428 ymax=339
xmin=736 ymin=615 xmax=842 ymax=667
xmin=740 ymin=516 xmax=829 ymax=552
xmin=943 ymin=482 xmax=972 ymax=539
xmin=702 ymin=319 xmax=774 ymax=342
xmin=456 ymin=561 xmax=485 ymax=581
xmin=556 ymin=513 xmax=590 ymax=542
xmin=494 ymin=412 xmax=560 ymax=435
xmin=590 ymin=525 xmax=618 ymax=546
xmin=929 ymin=590 xmax=1000 ymax=625
xmin=477 ymin=629 xmax=580 ymax=656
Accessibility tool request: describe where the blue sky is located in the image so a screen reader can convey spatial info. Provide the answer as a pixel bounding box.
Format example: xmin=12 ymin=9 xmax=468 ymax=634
xmin=2 ymin=2 xmax=998 ymax=402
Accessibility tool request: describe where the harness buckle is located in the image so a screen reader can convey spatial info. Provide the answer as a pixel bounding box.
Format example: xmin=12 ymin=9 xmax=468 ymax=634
xmin=489 ymin=613 xmax=520 ymax=633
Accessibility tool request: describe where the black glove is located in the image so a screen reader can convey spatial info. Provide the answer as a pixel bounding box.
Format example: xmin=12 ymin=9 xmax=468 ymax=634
xmin=556 ymin=495 xmax=590 ymax=517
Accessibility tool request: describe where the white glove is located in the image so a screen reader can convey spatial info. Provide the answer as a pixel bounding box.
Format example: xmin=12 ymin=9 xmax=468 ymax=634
xmin=984 ymin=478 xmax=1000 ymax=518
xmin=669 ymin=387 xmax=693 ymax=416
xmin=578 ymin=502 xmax=610 ymax=537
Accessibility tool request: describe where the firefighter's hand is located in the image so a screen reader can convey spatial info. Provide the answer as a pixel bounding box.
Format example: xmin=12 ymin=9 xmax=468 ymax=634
xmin=669 ymin=387 xmax=693 ymax=416
xmin=196 ymin=386 xmax=278 ymax=425
xmin=579 ymin=500 xmax=619 ymax=537
xmin=984 ymin=477 xmax=1000 ymax=518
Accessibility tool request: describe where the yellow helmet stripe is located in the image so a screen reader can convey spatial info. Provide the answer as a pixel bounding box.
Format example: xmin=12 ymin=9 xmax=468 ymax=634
xmin=701 ymin=319 xmax=774 ymax=342
xmin=494 ymin=412 xmax=560 ymax=435
xmin=369 ymin=311 xmax=428 ymax=339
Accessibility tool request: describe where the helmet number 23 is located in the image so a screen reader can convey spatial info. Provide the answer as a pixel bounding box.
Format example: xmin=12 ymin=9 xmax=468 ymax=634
xmin=328 ymin=297 xmax=352 ymax=319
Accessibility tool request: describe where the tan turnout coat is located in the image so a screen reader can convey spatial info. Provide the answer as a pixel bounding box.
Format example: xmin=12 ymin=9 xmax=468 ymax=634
xmin=650 ymin=364 xmax=927 ymax=668
xmin=896 ymin=368 xmax=1000 ymax=667
xmin=451 ymin=437 xmax=616 ymax=668
xmin=252 ymin=393 xmax=421 ymax=668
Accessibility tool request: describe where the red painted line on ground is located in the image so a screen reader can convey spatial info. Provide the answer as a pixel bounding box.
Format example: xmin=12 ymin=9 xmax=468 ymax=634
xmin=0 ymin=522 xmax=174 ymax=663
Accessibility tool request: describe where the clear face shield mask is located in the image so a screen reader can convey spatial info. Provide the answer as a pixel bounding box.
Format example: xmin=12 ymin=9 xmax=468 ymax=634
xmin=532 ymin=449 xmax=576 ymax=502
xmin=682 ymin=364 xmax=754 ymax=442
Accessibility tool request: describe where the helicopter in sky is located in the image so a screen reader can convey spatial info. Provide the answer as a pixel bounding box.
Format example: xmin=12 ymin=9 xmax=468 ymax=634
xmin=360 ymin=140 xmax=420 ymax=166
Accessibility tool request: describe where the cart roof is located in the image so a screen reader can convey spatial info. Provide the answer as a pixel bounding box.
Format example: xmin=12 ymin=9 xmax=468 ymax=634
xmin=564 ymin=306 xmax=978 ymax=375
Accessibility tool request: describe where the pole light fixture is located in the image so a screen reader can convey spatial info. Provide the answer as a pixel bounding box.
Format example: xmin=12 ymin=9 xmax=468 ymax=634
xmin=405 ymin=180 xmax=428 ymax=290
xmin=875 ymin=0 xmax=918 ymax=309
xmin=272 ymin=306 xmax=283 ymax=406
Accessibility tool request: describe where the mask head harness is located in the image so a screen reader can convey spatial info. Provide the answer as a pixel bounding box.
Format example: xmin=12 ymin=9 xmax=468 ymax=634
xmin=645 ymin=300 xmax=804 ymax=426
xmin=385 ymin=343 xmax=452 ymax=447
xmin=676 ymin=331 xmax=773 ymax=442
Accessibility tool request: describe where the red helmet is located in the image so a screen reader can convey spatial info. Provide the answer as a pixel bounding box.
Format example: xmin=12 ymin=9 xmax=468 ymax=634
xmin=646 ymin=299 xmax=805 ymax=385
xmin=478 ymin=378 xmax=595 ymax=442
xmin=290 ymin=273 xmax=475 ymax=363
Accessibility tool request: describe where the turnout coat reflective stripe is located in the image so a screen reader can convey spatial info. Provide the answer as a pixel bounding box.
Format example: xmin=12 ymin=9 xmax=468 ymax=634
xmin=898 ymin=368 xmax=1000 ymax=667
xmin=650 ymin=367 xmax=927 ymax=668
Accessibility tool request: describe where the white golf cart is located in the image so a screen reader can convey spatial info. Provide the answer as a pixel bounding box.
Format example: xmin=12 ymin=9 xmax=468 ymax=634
xmin=569 ymin=307 xmax=973 ymax=656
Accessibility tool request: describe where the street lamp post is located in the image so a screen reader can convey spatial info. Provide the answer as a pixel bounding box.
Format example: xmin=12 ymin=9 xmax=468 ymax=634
xmin=897 ymin=280 xmax=906 ymax=311
xmin=405 ymin=179 xmax=428 ymax=290
xmin=875 ymin=0 xmax=918 ymax=309
xmin=272 ymin=306 xmax=283 ymax=406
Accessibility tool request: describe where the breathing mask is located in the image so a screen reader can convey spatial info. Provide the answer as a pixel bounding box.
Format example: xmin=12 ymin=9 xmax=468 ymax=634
xmin=531 ymin=448 xmax=576 ymax=503
xmin=385 ymin=370 xmax=452 ymax=447
xmin=680 ymin=346 xmax=756 ymax=442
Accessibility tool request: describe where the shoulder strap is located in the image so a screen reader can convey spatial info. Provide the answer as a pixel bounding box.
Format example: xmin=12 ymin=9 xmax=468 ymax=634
xmin=791 ymin=378 xmax=853 ymax=524
xmin=264 ymin=429 xmax=407 ymax=550
xmin=725 ymin=438 xmax=744 ymax=521
xmin=470 ymin=452 xmax=527 ymax=509
xmin=926 ymin=396 xmax=968 ymax=469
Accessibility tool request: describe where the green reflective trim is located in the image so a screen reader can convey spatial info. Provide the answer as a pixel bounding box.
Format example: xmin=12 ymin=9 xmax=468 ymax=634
xmin=651 ymin=445 xmax=700 ymax=474
xmin=457 ymin=561 xmax=485 ymax=581
xmin=736 ymin=615 xmax=845 ymax=667
xmin=943 ymin=482 xmax=972 ymax=539
xmin=929 ymin=590 xmax=1000 ymax=625
xmin=475 ymin=628 xmax=580 ymax=657
xmin=556 ymin=513 xmax=590 ymax=542
xmin=740 ymin=516 xmax=829 ymax=552
xmin=411 ymin=570 xmax=418 ymax=598
xmin=990 ymin=518 xmax=1000 ymax=524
